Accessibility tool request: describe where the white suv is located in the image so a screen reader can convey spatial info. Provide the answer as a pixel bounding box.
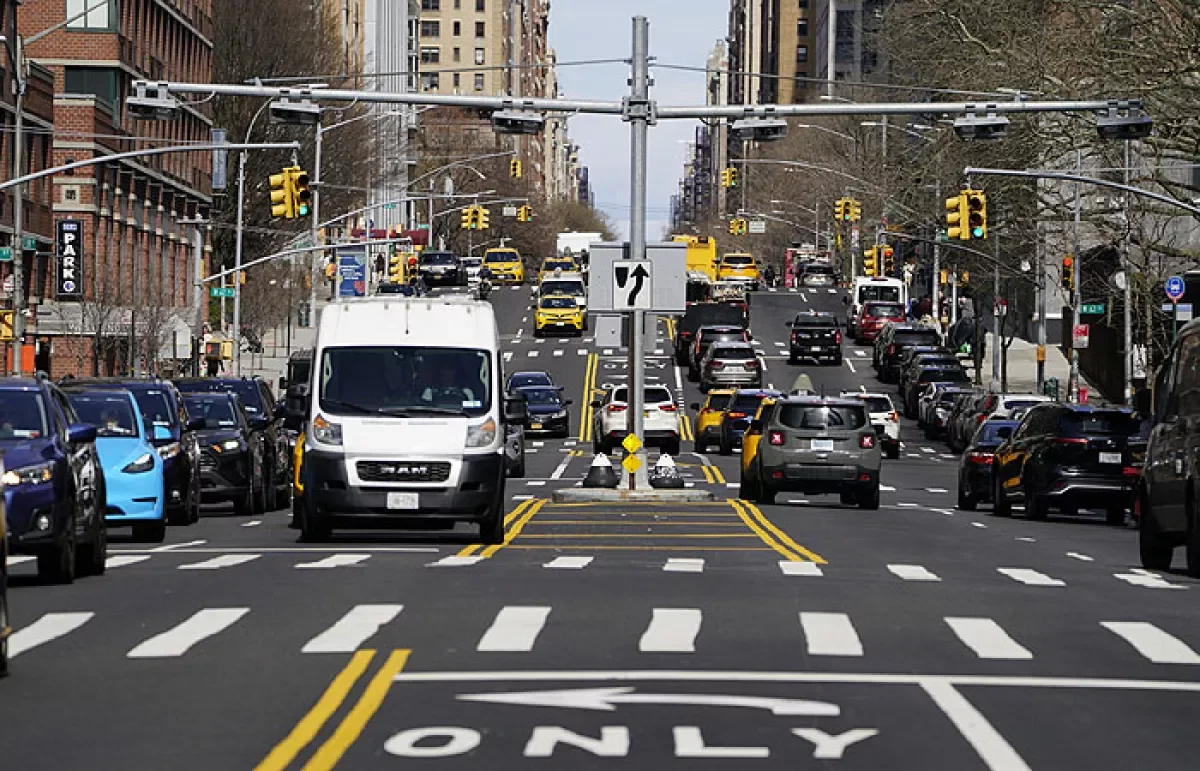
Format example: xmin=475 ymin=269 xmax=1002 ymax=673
xmin=592 ymin=385 xmax=681 ymax=456
xmin=841 ymin=391 xmax=901 ymax=459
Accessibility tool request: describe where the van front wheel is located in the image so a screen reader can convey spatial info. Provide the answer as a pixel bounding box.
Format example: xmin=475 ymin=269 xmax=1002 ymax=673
xmin=480 ymin=504 xmax=505 ymax=545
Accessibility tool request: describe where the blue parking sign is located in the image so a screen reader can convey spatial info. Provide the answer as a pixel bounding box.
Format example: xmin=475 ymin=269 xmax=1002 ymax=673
xmin=1166 ymin=275 xmax=1186 ymax=302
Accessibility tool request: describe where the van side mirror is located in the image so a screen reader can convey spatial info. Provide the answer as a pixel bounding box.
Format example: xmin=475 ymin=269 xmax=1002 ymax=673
xmin=564 ymin=399 xmax=574 ymax=406
xmin=503 ymin=397 xmax=529 ymax=426
xmin=152 ymin=424 xmax=173 ymax=442
xmin=278 ymin=377 xmax=288 ymax=391
xmin=248 ymin=416 xmax=270 ymax=431
xmin=591 ymin=399 xmax=603 ymax=408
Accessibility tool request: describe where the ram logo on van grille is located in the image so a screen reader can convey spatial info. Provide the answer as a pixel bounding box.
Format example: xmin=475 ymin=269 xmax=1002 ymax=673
xmin=357 ymin=461 xmax=451 ymax=483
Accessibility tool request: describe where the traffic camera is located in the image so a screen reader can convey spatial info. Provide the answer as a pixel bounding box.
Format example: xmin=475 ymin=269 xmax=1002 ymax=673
xmin=492 ymin=110 xmax=545 ymax=135
xmin=1095 ymin=103 xmax=1153 ymax=140
xmin=953 ymin=111 xmax=1010 ymax=141
xmin=730 ymin=118 xmax=788 ymax=142
xmin=269 ymin=98 xmax=321 ymax=127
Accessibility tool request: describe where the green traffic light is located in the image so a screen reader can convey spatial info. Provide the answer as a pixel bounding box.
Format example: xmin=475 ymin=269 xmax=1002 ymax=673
xmin=297 ymin=204 xmax=309 ymax=217
xmin=971 ymin=227 xmax=983 ymax=237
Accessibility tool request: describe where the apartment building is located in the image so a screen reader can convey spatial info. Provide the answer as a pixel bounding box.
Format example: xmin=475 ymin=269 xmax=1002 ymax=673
xmin=727 ymin=0 xmax=814 ymax=106
xmin=416 ymin=0 xmax=506 ymax=95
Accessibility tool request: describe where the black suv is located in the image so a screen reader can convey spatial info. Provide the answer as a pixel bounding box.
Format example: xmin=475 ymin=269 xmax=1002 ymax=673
xmin=65 ymin=378 xmax=203 ymax=526
xmin=175 ymin=377 xmax=290 ymax=510
xmin=673 ymin=302 xmax=746 ymax=365
xmin=0 ymin=376 xmax=106 ymax=583
xmin=874 ymin=324 xmax=944 ymax=383
xmin=183 ymin=392 xmax=267 ymax=515
xmin=787 ymin=312 xmax=842 ymax=366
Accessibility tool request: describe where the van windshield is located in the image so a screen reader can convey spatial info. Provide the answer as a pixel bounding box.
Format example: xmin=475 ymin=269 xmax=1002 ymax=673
xmin=319 ymin=346 xmax=492 ymax=417
xmin=859 ymin=284 xmax=902 ymax=303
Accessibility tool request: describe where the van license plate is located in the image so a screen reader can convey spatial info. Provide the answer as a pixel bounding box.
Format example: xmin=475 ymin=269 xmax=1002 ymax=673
xmin=1099 ymin=452 xmax=1122 ymax=464
xmin=811 ymin=439 xmax=834 ymax=451
xmin=387 ymin=493 xmax=419 ymax=510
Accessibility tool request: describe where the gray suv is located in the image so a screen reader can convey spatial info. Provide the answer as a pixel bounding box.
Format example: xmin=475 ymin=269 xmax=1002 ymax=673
xmin=699 ymin=341 xmax=763 ymax=392
xmin=739 ymin=396 xmax=882 ymax=508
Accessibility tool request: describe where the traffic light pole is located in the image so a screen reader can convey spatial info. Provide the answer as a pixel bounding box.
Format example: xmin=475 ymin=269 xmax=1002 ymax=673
xmin=626 ymin=15 xmax=650 ymax=490
xmin=310 ymin=121 xmax=323 ymax=330
xmin=1069 ymin=149 xmax=1083 ymax=403
xmin=233 ymin=148 xmax=247 ymax=374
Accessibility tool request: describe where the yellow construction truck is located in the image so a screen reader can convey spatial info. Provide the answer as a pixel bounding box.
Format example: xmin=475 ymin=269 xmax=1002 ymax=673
xmin=672 ymin=234 xmax=718 ymax=279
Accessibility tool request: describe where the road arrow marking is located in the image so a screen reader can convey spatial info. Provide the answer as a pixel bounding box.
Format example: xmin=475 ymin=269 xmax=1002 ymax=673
xmin=456 ymin=687 xmax=840 ymax=716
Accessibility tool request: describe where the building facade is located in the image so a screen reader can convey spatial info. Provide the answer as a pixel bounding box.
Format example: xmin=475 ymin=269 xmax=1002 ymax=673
xmin=363 ymin=0 xmax=420 ymax=231
xmin=20 ymin=0 xmax=214 ymax=377
xmin=416 ymin=0 xmax=507 ymax=96
xmin=810 ymin=0 xmax=881 ymax=92
xmin=727 ymin=0 xmax=813 ymax=106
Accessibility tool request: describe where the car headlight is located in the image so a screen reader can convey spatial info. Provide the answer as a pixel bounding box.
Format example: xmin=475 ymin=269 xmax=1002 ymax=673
xmin=2 ymin=462 xmax=55 ymax=486
xmin=552 ymin=410 xmax=569 ymax=419
xmin=212 ymin=439 xmax=242 ymax=453
xmin=157 ymin=442 xmax=182 ymax=460
xmin=311 ymin=414 xmax=343 ymax=446
xmin=465 ymin=417 xmax=497 ymax=448
xmin=122 ymin=453 xmax=155 ymax=474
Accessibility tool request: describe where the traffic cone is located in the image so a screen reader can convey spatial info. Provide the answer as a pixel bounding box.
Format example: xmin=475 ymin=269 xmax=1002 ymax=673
xmin=649 ymin=454 xmax=685 ymax=489
xmin=582 ymin=452 xmax=619 ymax=488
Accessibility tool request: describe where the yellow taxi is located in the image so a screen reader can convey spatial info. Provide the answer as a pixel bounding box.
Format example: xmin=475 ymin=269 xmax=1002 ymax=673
xmin=740 ymin=396 xmax=779 ymax=479
xmin=539 ymin=257 xmax=577 ymax=280
xmin=534 ymin=293 xmax=584 ymax=337
xmin=483 ymin=247 xmax=525 ymax=284
xmin=689 ymin=389 xmax=735 ymax=454
xmin=718 ymin=252 xmax=761 ymax=285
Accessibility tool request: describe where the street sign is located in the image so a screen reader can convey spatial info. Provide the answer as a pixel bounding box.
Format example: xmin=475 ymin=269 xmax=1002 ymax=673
xmin=594 ymin=314 xmax=657 ymax=351
xmin=0 ymin=247 xmax=12 ymax=262
xmin=1072 ymin=323 xmax=1090 ymax=349
xmin=612 ymin=260 xmax=653 ymax=310
xmin=210 ymin=287 xmax=235 ymax=298
xmin=622 ymin=433 xmax=643 ymax=455
xmin=502 ymin=205 xmax=518 ymax=217
xmin=1166 ymin=275 xmax=1186 ymax=302
xmin=337 ymin=247 xmax=367 ymax=297
xmin=1080 ymin=303 xmax=1106 ymax=315
xmin=621 ymin=453 xmax=642 ymax=474
xmin=21 ymin=236 xmax=36 ymax=251
xmin=588 ymin=242 xmax=687 ymax=313
xmin=747 ymin=219 xmax=766 ymax=235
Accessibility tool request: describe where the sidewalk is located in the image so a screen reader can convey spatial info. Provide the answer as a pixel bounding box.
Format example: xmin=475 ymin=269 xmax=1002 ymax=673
xmin=982 ymin=332 xmax=1093 ymax=398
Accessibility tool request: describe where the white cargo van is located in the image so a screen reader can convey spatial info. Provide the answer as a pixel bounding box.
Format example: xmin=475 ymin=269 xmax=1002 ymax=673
xmin=297 ymin=296 xmax=526 ymax=543
xmin=847 ymin=276 xmax=907 ymax=336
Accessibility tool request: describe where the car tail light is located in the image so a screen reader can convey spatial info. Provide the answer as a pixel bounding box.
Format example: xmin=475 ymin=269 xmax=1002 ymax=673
xmin=835 ymin=331 xmax=842 ymax=344
xmin=607 ymin=404 xmax=627 ymax=413
xmin=1123 ymin=466 xmax=1140 ymax=478
xmin=889 ymin=412 xmax=899 ymax=422
xmin=967 ymin=451 xmax=994 ymax=465
xmin=659 ymin=404 xmax=677 ymax=412
xmin=768 ymin=431 xmax=785 ymax=446
xmin=887 ymin=344 xmax=896 ymax=357
xmin=728 ymin=411 xmax=746 ymax=419
xmin=746 ymin=360 xmax=760 ymax=369
xmin=1049 ymin=437 xmax=1088 ymax=446
xmin=976 ymin=414 xmax=987 ymax=423
xmin=859 ymin=434 xmax=876 ymax=449
xmin=710 ymin=362 xmax=725 ymax=370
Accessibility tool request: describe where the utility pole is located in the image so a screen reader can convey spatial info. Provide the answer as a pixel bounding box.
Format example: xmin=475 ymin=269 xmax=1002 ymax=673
xmin=626 ymin=16 xmax=650 ymax=490
xmin=311 ymin=120 xmax=324 ymax=328
xmin=992 ymin=229 xmax=1001 ymax=388
xmin=1069 ymin=148 xmax=1082 ymax=402
xmin=232 ymin=149 xmax=247 ymax=374
xmin=931 ymin=180 xmax=941 ymax=325
xmin=9 ymin=31 xmax=26 ymax=375
xmin=1122 ymin=139 xmax=1133 ymax=404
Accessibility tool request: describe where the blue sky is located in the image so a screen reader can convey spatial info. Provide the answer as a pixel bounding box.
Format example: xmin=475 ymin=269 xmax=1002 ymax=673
xmin=548 ymin=2 xmax=728 ymax=239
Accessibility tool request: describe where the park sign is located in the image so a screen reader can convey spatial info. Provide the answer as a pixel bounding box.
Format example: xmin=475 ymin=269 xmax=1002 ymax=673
xmin=55 ymin=219 xmax=84 ymax=300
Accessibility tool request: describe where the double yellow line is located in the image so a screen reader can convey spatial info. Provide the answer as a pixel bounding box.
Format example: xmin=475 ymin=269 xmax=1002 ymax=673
xmin=698 ymin=464 xmax=726 ymax=485
xmin=256 ymin=649 xmax=410 ymax=771
xmin=578 ymin=352 xmax=599 ymax=442
xmin=729 ymin=499 xmax=826 ymax=564
xmin=455 ymin=498 xmax=547 ymax=559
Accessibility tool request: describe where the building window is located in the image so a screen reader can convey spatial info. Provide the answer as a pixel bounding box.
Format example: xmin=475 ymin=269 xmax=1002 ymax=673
xmin=64 ymin=66 xmax=120 ymax=113
xmin=475 ymin=0 xmax=485 ymax=10
xmin=797 ymin=18 xmax=808 ymax=37
xmin=796 ymin=45 xmax=808 ymax=64
xmin=475 ymin=21 xmax=485 ymax=37
xmin=420 ymin=19 xmax=440 ymax=37
xmin=798 ymin=0 xmax=808 ymax=7
xmin=454 ymin=0 xmax=460 ymax=7
xmin=420 ymin=46 xmax=440 ymax=64
xmin=474 ymin=73 xmax=485 ymax=91
xmin=66 ymin=0 xmax=114 ymax=29
xmin=474 ymin=47 xmax=485 ymax=65
xmin=420 ymin=73 xmax=440 ymax=91
xmin=453 ymin=73 xmax=461 ymax=89
xmin=453 ymin=20 xmax=461 ymax=35
xmin=421 ymin=0 xmax=440 ymax=9
xmin=453 ymin=47 xmax=461 ymax=62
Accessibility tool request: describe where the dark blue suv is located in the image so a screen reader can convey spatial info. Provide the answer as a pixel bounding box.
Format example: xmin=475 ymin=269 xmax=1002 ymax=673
xmin=1 ymin=376 xmax=107 ymax=583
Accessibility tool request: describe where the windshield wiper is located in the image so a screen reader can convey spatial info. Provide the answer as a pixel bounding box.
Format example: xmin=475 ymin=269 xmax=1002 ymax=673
xmin=378 ymin=405 xmax=469 ymax=417
xmin=320 ymin=398 xmax=376 ymax=415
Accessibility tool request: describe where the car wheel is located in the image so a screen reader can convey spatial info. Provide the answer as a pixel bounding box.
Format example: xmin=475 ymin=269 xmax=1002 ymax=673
xmin=79 ymin=506 xmax=108 ymax=577
xmin=687 ymin=366 xmax=699 ymax=382
xmin=38 ymin=521 xmax=76 ymax=585
xmin=663 ymin=438 xmax=681 ymax=457
xmin=264 ymin=460 xmax=279 ymax=511
xmin=480 ymin=493 xmax=506 ymax=545
xmin=1025 ymin=482 xmax=1049 ymax=521
xmin=1185 ymin=493 xmax=1200 ymax=578
xmin=253 ymin=473 xmax=268 ymax=515
xmin=1138 ymin=491 xmax=1173 ymax=571
xmin=957 ymin=484 xmax=977 ymax=511
xmin=718 ymin=436 xmax=733 ymax=456
xmin=992 ymin=478 xmax=1012 ymax=517
xmin=511 ymin=457 xmax=526 ymax=479
xmin=532 ymin=328 xmax=543 ymax=338
xmin=839 ymin=491 xmax=857 ymax=506
xmin=738 ymin=474 xmax=755 ymax=501
xmin=234 ymin=485 xmax=254 ymax=516
xmin=832 ymin=354 xmax=843 ymax=366
xmin=1105 ymin=506 xmax=1126 ymax=526
xmin=0 ymin=579 xmax=9 ymax=677
xmin=885 ymin=444 xmax=900 ymax=460
xmin=300 ymin=489 xmax=332 ymax=543
xmin=694 ymin=438 xmax=707 ymax=455
xmin=133 ymin=520 xmax=167 ymax=544
xmin=858 ymin=484 xmax=881 ymax=510
xmin=277 ymin=477 xmax=292 ymax=509
xmin=755 ymin=483 xmax=776 ymax=505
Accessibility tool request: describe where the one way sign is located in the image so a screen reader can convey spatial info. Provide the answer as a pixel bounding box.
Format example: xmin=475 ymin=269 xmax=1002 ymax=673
xmin=613 ymin=260 xmax=653 ymax=310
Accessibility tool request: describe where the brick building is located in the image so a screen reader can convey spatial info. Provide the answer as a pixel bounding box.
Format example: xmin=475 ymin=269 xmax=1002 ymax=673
xmin=18 ymin=0 xmax=214 ymax=377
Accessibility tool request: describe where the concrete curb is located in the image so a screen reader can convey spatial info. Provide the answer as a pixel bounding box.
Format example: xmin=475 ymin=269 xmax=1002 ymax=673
xmin=552 ymin=488 xmax=717 ymax=504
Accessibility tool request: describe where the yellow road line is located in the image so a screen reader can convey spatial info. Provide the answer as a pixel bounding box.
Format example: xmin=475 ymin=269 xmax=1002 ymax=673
xmin=456 ymin=499 xmax=531 ymax=558
xmin=506 ymin=544 xmax=774 ymax=551
xmin=301 ymin=649 xmax=411 ymax=771
xmin=578 ymin=353 xmax=598 ymax=442
xmin=742 ymin=500 xmax=828 ymax=564
xmin=254 ymin=650 xmax=376 ymax=771
xmin=698 ymin=465 xmax=713 ymax=483
xmin=545 ymin=501 xmax=732 ymax=508
xmin=480 ymin=499 xmax=546 ymax=558
xmin=729 ymin=499 xmax=801 ymax=561
xmin=710 ymin=466 xmax=727 ymax=485
xmin=513 ymin=532 xmax=761 ymax=539
xmin=524 ymin=520 xmax=749 ymax=527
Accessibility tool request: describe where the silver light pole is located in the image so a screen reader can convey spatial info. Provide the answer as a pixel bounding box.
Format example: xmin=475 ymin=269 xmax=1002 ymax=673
xmin=626 ymin=16 xmax=650 ymax=490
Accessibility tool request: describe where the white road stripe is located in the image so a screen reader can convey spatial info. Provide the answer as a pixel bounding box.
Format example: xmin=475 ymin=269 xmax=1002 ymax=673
xmin=477 ymin=606 xmax=551 ymax=652
xmin=151 ymin=539 xmax=207 ymax=552
xmin=503 ymin=351 xmax=514 ymax=362
xmin=945 ymin=617 xmax=1033 ymax=660
xmin=127 ymin=608 xmax=249 ymax=658
xmin=553 ymin=349 xmax=564 ymax=357
xmin=827 ymin=288 xmax=837 ymax=294
xmin=926 ymin=487 xmax=948 ymax=494
xmin=1114 ymin=571 xmax=1185 ymax=589
xmin=639 ymin=608 xmax=701 ymax=652
xmin=427 ymin=555 xmax=485 ymax=567
xmin=997 ymin=568 xmax=1065 ymax=587
xmin=241 ymin=520 xmax=262 ymax=528
xmin=888 ymin=564 xmax=941 ymax=581
xmin=800 ymin=612 xmax=863 ymax=656
xmin=295 ymin=554 xmax=371 ymax=569
xmin=577 ymin=348 xmax=588 ymax=355
xmin=5 ymin=555 xmax=35 ymax=567
xmin=178 ymin=554 xmax=261 ymax=570
xmin=854 ymin=349 xmax=866 ymax=356
xmin=544 ymin=556 xmax=593 ymax=569
xmin=921 ymin=680 xmax=1034 ymax=771
xmin=921 ymin=447 xmax=936 ymax=454
xmin=526 ymin=480 xmax=546 ymax=487
xmin=550 ymin=455 xmax=572 ymax=480
xmin=1103 ymin=622 xmax=1200 ymax=664
xmin=844 ymin=359 xmax=857 ymax=373
xmin=880 ymin=485 xmax=897 ymax=492
xmin=971 ymin=522 xmax=988 ymax=528
xmin=663 ymin=558 xmax=705 ymax=573
xmin=106 ymin=555 xmax=151 ymax=569
xmin=779 ymin=561 xmax=823 ymax=577
xmin=9 ymin=612 xmax=94 ymax=658
xmin=527 ymin=350 xmax=539 ymax=358
xmin=800 ymin=293 xmax=809 ymax=303
xmin=302 ymin=604 xmax=403 ymax=653
xmin=1066 ymin=552 xmax=1094 ymax=562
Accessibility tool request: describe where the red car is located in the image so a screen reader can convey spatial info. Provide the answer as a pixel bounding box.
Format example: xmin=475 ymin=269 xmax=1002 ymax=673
xmin=856 ymin=301 xmax=906 ymax=344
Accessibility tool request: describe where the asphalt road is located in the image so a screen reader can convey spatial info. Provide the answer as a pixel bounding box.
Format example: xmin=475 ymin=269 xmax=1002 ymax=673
xmin=3 ymin=283 xmax=1199 ymax=770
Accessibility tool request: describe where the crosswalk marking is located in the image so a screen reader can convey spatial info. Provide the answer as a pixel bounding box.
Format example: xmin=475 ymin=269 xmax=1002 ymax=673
xmin=800 ymin=612 xmax=863 ymax=656
xmin=9 ymin=612 xmax=94 ymax=658
xmin=302 ymin=605 xmax=403 ymax=653
xmin=640 ymin=608 xmax=701 ymax=652
xmin=553 ymin=349 xmax=564 ymax=357
xmin=178 ymin=554 xmax=260 ymax=571
xmin=663 ymin=558 xmax=704 ymax=573
xmin=477 ymin=606 xmax=551 ymax=652
xmin=428 ymin=555 xmax=485 ymax=567
xmin=127 ymin=608 xmax=249 ymax=659
xmin=527 ymin=350 xmax=539 ymax=358
xmin=1102 ymin=622 xmax=1200 ymax=664
xmin=888 ymin=564 xmax=941 ymax=582
xmin=295 ymin=554 xmax=371 ymax=569
xmin=997 ymin=568 xmax=1065 ymax=587
xmin=945 ymin=617 xmax=1032 ymax=660
xmin=106 ymin=555 xmax=151 ymax=569
xmin=1114 ymin=570 xmax=1184 ymax=589
xmin=779 ymin=561 xmax=823 ymax=577
xmin=544 ymin=556 xmax=593 ymax=569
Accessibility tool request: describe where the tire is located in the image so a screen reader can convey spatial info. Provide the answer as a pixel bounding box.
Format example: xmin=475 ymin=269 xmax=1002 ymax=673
xmin=277 ymin=478 xmax=292 ymax=510
xmin=290 ymin=495 xmax=303 ymax=529
xmin=1105 ymin=506 xmax=1126 ymax=526
xmin=78 ymin=508 xmax=107 ymax=577
xmin=1025 ymin=483 xmax=1049 ymax=521
xmin=532 ymin=328 xmax=543 ymax=339
xmin=133 ymin=520 xmax=167 ymax=544
xmin=1138 ymin=492 xmax=1173 ymax=571
xmin=480 ymin=490 xmax=506 ymax=545
xmin=234 ymin=485 xmax=254 ymax=517
xmin=858 ymin=484 xmax=881 ymax=510
xmin=265 ymin=463 xmax=279 ymax=511
xmin=833 ymin=355 xmax=842 ymax=366
xmin=167 ymin=503 xmax=190 ymax=526
xmin=839 ymin=491 xmax=857 ymax=506
xmin=719 ymin=437 xmax=733 ymax=456
xmin=885 ymin=444 xmax=900 ymax=460
xmin=0 ymin=584 xmax=9 ymax=678
xmin=755 ymin=483 xmax=776 ymax=505
xmin=957 ymin=484 xmax=977 ymax=511
xmin=992 ymin=478 xmax=1012 ymax=517
xmin=924 ymin=424 xmax=937 ymax=440
xmin=738 ymin=474 xmax=755 ymax=501
xmin=510 ymin=458 xmax=526 ymax=479
xmin=253 ymin=473 xmax=268 ymax=515
xmin=1185 ymin=493 xmax=1200 ymax=578
xmin=694 ymin=438 xmax=707 ymax=455
xmin=187 ymin=477 xmax=201 ymax=524
xmin=687 ymin=366 xmax=699 ymax=382
xmin=38 ymin=523 xmax=76 ymax=585
xmin=300 ymin=495 xmax=332 ymax=543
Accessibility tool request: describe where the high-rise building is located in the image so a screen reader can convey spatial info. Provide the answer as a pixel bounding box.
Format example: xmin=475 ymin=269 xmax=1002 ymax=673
xmin=727 ymin=0 xmax=813 ymax=105
xmin=415 ymin=0 xmax=507 ymax=95
xmin=20 ymin=0 xmax=214 ymax=376
xmin=811 ymin=0 xmax=881 ymax=93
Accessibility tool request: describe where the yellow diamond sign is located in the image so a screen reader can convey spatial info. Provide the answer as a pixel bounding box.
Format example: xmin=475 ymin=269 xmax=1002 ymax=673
xmin=622 ymin=453 xmax=642 ymax=474
xmin=622 ymin=434 xmax=643 ymax=454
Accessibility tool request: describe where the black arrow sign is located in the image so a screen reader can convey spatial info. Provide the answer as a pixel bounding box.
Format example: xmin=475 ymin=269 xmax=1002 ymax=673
xmin=614 ymin=262 xmax=650 ymax=307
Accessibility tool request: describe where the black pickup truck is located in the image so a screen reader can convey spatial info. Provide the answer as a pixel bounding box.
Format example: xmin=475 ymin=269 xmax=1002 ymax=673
xmin=674 ymin=302 xmax=747 ymax=365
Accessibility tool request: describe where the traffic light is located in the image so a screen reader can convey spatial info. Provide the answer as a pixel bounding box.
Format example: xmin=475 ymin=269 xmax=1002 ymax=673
xmin=720 ymin=168 xmax=730 ymax=187
xmin=388 ymin=254 xmax=404 ymax=283
xmin=728 ymin=218 xmax=748 ymax=235
xmin=945 ymin=193 xmax=968 ymax=240
xmin=720 ymin=167 xmax=738 ymax=188
xmin=881 ymin=245 xmax=895 ymax=275
xmin=238 ymin=271 xmax=247 ymax=285
xmin=833 ymin=199 xmax=845 ymax=221
xmin=940 ymin=269 xmax=949 ymax=285
xmin=517 ymin=205 xmax=533 ymax=222
xmin=863 ymin=247 xmax=878 ymax=277
xmin=510 ymin=158 xmax=522 ymax=179
xmin=961 ymin=270 xmax=970 ymax=285
xmin=1061 ymin=255 xmax=1074 ymax=291
xmin=269 ymin=168 xmax=294 ymax=218
xmin=848 ymin=199 xmax=862 ymax=222
xmin=477 ymin=206 xmax=490 ymax=230
xmin=965 ymin=190 xmax=987 ymax=239
xmin=461 ymin=206 xmax=476 ymax=229
xmin=728 ymin=218 xmax=738 ymax=235
xmin=291 ymin=167 xmax=311 ymax=217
